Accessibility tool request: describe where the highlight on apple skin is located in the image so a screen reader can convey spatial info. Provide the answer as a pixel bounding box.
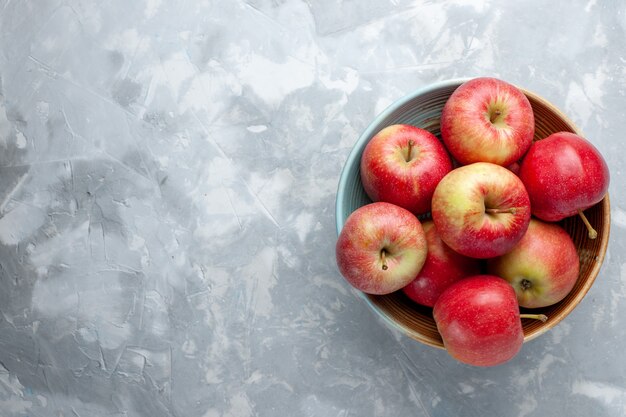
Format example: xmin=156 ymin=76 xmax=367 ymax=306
xmin=335 ymin=202 xmax=428 ymax=295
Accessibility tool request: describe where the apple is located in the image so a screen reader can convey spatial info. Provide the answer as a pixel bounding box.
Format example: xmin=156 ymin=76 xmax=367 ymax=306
xmin=402 ymin=220 xmax=481 ymax=307
xmin=518 ymin=131 xmax=610 ymax=238
xmin=336 ymin=202 xmax=428 ymax=295
xmin=487 ymin=218 xmax=580 ymax=308
xmin=440 ymin=77 xmax=535 ymax=167
xmin=433 ymin=275 xmax=547 ymax=367
xmin=431 ymin=162 xmax=531 ymax=258
xmin=360 ymin=124 xmax=452 ymax=215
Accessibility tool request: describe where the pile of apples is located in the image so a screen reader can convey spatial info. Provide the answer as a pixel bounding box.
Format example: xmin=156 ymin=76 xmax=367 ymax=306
xmin=336 ymin=77 xmax=610 ymax=367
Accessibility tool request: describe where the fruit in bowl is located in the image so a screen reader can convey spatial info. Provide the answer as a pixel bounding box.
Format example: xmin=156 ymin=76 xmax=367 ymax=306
xmin=360 ymin=124 xmax=452 ymax=216
xmin=431 ymin=162 xmax=531 ymax=259
xmin=433 ymin=275 xmax=547 ymax=367
xmin=519 ymin=131 xmax=610 ymax=239
xmin=440 ymin=77 xmax=535 ymax=167
xmin=487 ymin=218 xmax=580 ymax=309
xmin=402 ymin=220 xmax=481 ymax=308
xmin=335 ymin=202 xmax=428 ymax=295
xmin=335 ymin=77 xmax=610 ymax=366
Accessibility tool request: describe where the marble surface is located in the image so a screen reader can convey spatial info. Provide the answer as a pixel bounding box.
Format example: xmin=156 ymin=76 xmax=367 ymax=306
xmin=0 ymin=0 xmax=625 ymax=416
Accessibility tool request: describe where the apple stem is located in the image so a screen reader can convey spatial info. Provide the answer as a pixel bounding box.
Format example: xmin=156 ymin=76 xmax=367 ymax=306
xmin=520 ymin=314 xmax=548 ymax=323
xmin=577 ymin=209 xmax=598 ymax=239
xmin=490 ymin=109 xmax=502 ymax=123
xmin=485 ymin=207 xmax=517 ymax=214
xmin=521 ymin=279 xmax=532 ymax=290
xmin=405 ymin=140 xmax=414 ymax=162
xmin=380 ymin=249 xmax=388 ymax=271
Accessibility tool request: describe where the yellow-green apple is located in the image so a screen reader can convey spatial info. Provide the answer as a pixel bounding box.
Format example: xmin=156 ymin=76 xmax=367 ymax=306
xmin=360 ymin=124 xmax=452 ymax=215
xmin=519 ymin=131 xmax=610 ymax=239
xmin=402 ymin=221 xmax=481 ymax=307
xmin=441 ymin=77 xmax=534 ymax=166
xmin=431 ymin=162 xmax=531 ymax=259
xmin=336 ymin=202 xmax=427 ymax=295
xmin=487 ymin=219 xmax=580 ymax=308
xmin=433 ymin=275 xmax=547 ymax=367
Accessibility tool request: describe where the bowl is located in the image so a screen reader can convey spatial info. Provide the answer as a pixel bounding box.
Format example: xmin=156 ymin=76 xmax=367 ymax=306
xmin=335 ymin=78 xmax=611 ymax=348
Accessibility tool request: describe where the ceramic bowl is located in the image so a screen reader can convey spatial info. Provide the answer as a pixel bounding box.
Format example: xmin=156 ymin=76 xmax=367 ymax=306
xmin=335 ymin=78 xmax=610 ymax=348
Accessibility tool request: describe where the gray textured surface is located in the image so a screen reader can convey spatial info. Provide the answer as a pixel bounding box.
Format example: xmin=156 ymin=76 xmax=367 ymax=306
xmin=0 ymin=1 xmax=625 ymax=416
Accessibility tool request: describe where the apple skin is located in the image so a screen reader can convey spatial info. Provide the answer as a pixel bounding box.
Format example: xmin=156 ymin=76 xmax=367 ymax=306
xmin=440 ymin=77 xmax=534 ymax=167
xmin=402 ymin=221 xmax=481 ymax=307
xmin=360 ymin=124 xmax=452 ymax=215
xmin=433 ymin=275 xmax=524 ymax=367
xmin=431 ymin=162 xmax=531 ymax=259
xmin=487 ymin=218 xmax=580 ymax=308
xmin=336 ymin=202 xmax=427 ymax=295
xmin=518 ymin=131 xmax=610 ymax=221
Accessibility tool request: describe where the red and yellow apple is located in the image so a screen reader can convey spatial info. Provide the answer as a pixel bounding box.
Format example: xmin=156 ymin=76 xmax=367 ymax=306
xmin=441 ymin=77 xmax=534 ymax=167
xmin=335 ymin=202 xmax=428 ymax=295
xmin=360 ymin=124 xmax=452 ymax=215
xmin=431 ymin=162 xmax=531 ymax=259
xmin=487 ymin=219 xmax=580 ymax=308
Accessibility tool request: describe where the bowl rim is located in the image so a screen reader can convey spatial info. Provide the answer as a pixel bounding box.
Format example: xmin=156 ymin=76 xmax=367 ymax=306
xmin=334 ymin=78 xmax=611 ymax=347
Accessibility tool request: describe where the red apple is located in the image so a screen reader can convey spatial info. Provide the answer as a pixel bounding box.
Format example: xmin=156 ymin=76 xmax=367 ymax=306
xmin=360 ymin=124 xmax=452 ymax=215
xmin=431 ymin=162 xmax=531 ymax=258
xmin=487 ymin=219 xmax=580 ymax=308
xmin=402 ymin=221 xmax=481 ymax=307
xmin=518 ymin=131 xmax=610 ymax=238
xmin=433 ymin=275 xmax=547 ymax=367
xmin=336 ymin=202 xmax=428 ymax=295
xmin=441 ymin=77 xmax=534 ymax=167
